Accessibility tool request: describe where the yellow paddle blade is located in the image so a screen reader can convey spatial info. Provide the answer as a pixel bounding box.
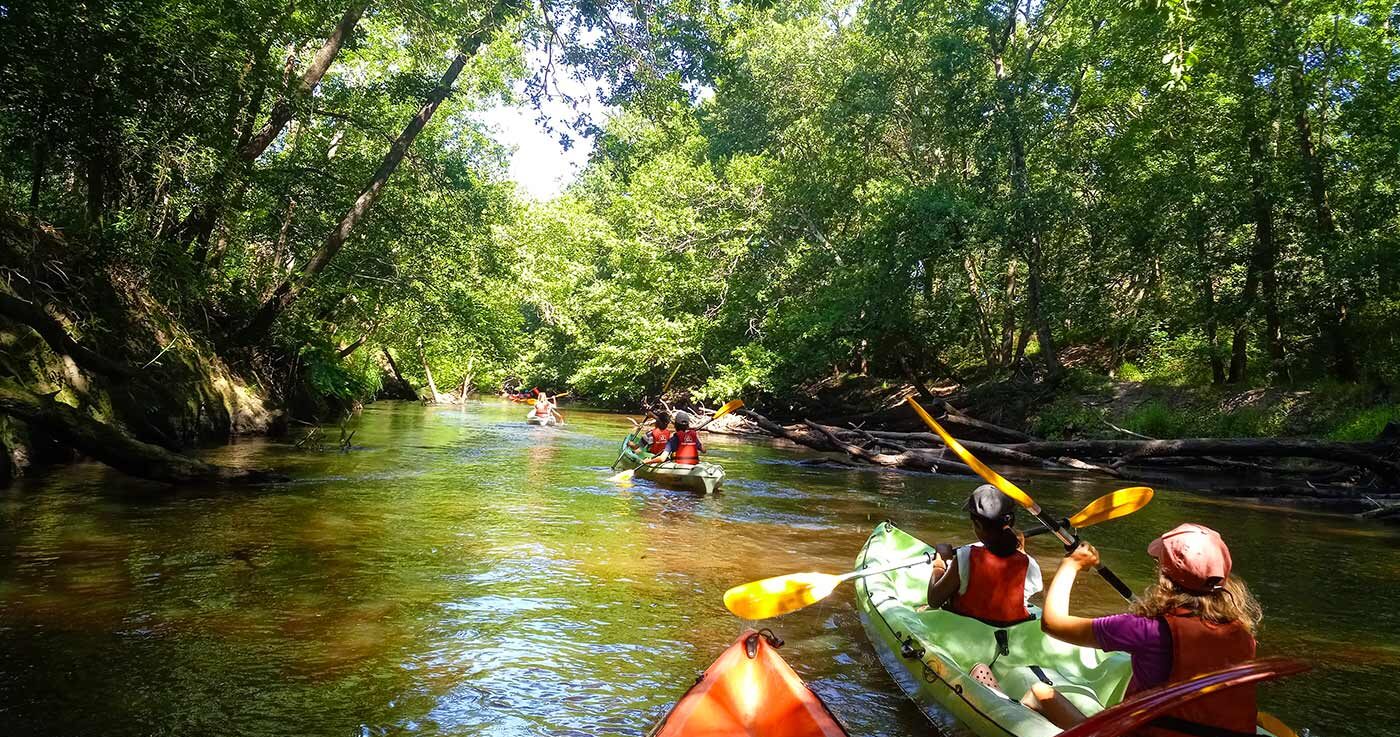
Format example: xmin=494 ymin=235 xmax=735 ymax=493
xmin=723 ymin=572 xmax=842 ymax=620
xmin=906 ymin=397 xmax=1036 ymax=510
xmin=712 ymin=399 xmax=744 ymax=420
xmin=1257 ymin=711 xmax=1300 ymax=737
xmin=608 ymin=469 xmax=635 ymax=483
xmin=1068 ymin=487 xmax=1154 ymax=528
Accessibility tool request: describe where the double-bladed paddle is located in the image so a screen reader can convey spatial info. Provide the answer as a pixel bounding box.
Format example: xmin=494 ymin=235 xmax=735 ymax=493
xmin=906 ymin=397 xmax=1136 ymax=600
xmin=721 ymin=486 xmax=1153 ymax=620
xmin=609 ymin=399 xmax=744 ymax=482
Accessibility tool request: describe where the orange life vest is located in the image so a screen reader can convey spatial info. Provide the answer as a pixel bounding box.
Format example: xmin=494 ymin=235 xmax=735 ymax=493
xmin=948 ymin=546 xmax=1033 ymax=627
xmin=673 ymin=429 xmax=701 ymax=465
xmin=646 ymin=428 xmax=673 ymax=455
xmin=1134 ymin=609 xmax=1258 ymax=737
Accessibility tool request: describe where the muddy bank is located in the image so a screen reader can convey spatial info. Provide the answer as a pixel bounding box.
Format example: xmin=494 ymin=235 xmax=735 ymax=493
xmin=0 ymin=218 xmax=283 ymax=483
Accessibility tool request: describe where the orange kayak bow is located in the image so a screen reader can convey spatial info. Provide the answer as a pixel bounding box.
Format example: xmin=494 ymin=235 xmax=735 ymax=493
xmin=649 ymin=631 xmax=849 ymax=737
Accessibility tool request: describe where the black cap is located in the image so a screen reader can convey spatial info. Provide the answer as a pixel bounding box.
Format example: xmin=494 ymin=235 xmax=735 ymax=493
xmin=964 ymin=484 xmax=1016 ymax=525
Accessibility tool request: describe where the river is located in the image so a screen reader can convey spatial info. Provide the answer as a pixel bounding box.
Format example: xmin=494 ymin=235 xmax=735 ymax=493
xmin=1 ymin=400 xmax=1396 ymax=736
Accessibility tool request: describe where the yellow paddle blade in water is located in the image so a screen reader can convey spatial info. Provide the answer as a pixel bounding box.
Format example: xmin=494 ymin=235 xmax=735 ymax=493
xmin=1068 ymin=487 xmax=1153 ymax=528
xmin=723 ymin=572 xmax=842 ymax=620
xmin=608 ymin=469 xmax=635 ymax=482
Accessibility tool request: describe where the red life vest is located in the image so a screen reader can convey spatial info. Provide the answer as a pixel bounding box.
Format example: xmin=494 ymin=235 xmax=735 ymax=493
xmin=672 ymin=429 xmax=701 ymax=465
xmin=948 ymin=546 xmax=1033 ymax=627
xmin=1134 ymin=610 xmax=1258 ymax=737
xmin=646 ymin=428 xmax=673 ymax=455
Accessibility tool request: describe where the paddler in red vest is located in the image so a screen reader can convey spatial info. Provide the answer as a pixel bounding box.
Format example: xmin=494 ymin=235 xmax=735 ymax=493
xmin=1027 ymin=523 xmax=1263 ymax=733
xmin=925 ymin=484 xmax=1043 ymax=627
xmin=643 ymin=413 xmax=673 ymax=455
xmin=646 ymin=411 xmax=704 ymax=466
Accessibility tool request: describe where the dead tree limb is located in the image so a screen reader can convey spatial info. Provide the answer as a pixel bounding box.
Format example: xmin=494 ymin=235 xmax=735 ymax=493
xmin=0 ymin=377 xmax=283 ymax=484
xmin=802 ymin=420 xmax=978 ymax=475
xmin=1002 ymin=438 xmax=1400 ymax=483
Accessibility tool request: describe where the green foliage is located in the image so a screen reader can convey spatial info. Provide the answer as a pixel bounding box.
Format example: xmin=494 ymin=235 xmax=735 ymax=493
xmin=1 ymin=0 xmax=1398 ymax=429
xmin=302 ymin=345 xmax=380 ymax=402
xmin=1326 ymin=405 xmax=1400 ymax=442
xmin=1029 ymin=399 xmax=1106 ymax=441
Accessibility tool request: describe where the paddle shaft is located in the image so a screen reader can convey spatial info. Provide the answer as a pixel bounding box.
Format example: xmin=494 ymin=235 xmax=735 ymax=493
xmin=841 ymin=553 xmax=935 ymax=583
xmin=907 ymin=399 xmax=1134 ymax=601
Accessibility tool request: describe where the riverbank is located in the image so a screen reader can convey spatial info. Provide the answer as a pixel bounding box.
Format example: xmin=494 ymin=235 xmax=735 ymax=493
xmin=686 ymin=372 xmax=1400 ymax=515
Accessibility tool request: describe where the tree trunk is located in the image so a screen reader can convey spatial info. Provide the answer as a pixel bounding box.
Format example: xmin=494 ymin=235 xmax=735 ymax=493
xmin=999 ymin=259 xmax=1019 ymax=366
xmin=0 ymin=378 xmax=283 ymax=484
xmin=381 ymin=347 xmax=410 ymax=389
xmin=1233 ymin=25 xmax=1288 ymax=380
xmin=237 ymin=7 xmax=512 ymax=343
xmin=1287 ymin=51 xmax=1357 ymax=381
xmin=418 ymin=336 xmax=440 ymax=402
xmin=29 ymin=137 xmax=47 ymax=213
xmin=1192 ymin=206 xmax=1226 ymax=385
xmin=240 ymin=1 xmax=368 ymax=161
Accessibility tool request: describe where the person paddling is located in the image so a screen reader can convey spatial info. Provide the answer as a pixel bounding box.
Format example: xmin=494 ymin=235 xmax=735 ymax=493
xmin=1027 ymin=523 xmax=1263 ymax=732
xmin=633 ymin=413 xmax=672 ymax=456
xmin=532 ymin=391 xmax=562 ymax=423
xmin=646 ymin=411 xmax=704 ymax=466
xmin=924 ymin=484 xmax=1043 ymax=627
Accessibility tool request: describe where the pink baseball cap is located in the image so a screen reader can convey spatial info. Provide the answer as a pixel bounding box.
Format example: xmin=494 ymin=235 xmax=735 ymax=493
xmin=1147 ymin=523 xmax=1232 ymax=594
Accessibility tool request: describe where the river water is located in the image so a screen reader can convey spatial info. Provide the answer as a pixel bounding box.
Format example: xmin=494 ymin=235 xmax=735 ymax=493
xmin=1 ymin=400 xmax=1396 ymax=736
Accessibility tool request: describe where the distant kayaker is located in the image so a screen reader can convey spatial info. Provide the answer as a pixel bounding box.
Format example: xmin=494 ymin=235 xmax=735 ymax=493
xmin=646 ymin=411 xmax=704 ymax=466
xmin=924 ymin=484 xmax=1042 ymax=627
xmin=640 ymin=413 xmax=673 ymax=455
xmin=533 ymin=392 xmax=562 ymax=423
xmin=1027 ymin=523 xmax=1263 ymax=731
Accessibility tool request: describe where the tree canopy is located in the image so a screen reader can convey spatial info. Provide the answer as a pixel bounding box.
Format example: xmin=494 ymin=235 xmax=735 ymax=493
xmin=2 ymin=0 xmax=1397 ymax=411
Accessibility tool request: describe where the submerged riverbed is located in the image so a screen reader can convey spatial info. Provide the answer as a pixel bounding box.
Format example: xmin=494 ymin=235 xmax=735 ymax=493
xmin=1 ymin=400 xmax=1396 ymax=736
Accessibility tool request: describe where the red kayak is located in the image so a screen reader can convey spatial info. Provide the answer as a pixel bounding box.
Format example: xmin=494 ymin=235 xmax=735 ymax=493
xmin=650 ymin=631 xmax=849 ymax=737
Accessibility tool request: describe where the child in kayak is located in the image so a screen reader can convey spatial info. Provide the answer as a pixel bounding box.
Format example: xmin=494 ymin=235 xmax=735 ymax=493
xmin=647 ymin=411 xmax=704 ymax=466
xmin=626 ymin=413 xmax=673 ymax=458
xmin=925 ymin=484 xmax=1042 ymax=627
xmin=642 ymin=413 xmax=673 ymax=455
xmin=1028 ymin=523 xmax=1263 ymax=732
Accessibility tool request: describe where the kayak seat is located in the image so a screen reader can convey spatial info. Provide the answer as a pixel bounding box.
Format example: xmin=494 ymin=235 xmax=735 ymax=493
xmin=994 ymin=664 xmax=1111 ymax=717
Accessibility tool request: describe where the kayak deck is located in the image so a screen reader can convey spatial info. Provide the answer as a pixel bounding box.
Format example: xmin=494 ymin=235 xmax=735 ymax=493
xmin=650 ymin=631 xmax=849 ymax=737
xmin=855 ymin=522 xmax=1130 ymax=737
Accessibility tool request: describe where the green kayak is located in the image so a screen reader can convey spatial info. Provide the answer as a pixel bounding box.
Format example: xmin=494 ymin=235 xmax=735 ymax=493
xmin=635 ymin=460 xmax=725 ymax=495
xmin=615 ymin=432 xmax=724 ymax=493
xmin=855 ymin=522 xmax=1283 ymax=737
xmin=855 ymin=522 xmax=1131 ymax=737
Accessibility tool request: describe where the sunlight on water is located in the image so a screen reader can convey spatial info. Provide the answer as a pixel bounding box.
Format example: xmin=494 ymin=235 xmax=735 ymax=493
xmin=0 ymin=400 xmax=1396 ymax=735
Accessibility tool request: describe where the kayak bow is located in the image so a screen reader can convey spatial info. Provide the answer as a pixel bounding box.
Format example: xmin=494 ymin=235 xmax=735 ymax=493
xmin=649 ymin=630 xmax=849 ymax=737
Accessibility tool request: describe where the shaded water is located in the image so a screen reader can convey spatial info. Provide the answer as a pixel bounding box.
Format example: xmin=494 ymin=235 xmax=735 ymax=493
xmin=1 ymin=400 xmax=1397 ymax=736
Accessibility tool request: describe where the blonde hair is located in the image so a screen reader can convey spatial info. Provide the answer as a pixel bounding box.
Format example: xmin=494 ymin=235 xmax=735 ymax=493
xmin=1129 ymin=570 xmax=1263 ymax=636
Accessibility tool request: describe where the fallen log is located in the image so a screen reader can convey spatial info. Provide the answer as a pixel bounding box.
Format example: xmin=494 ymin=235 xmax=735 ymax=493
xmin=808 ymin=422 xmax=1059 ymax=469
xmin=802 ymin=420 xmax=977 ymax=476
xmin=0 ymin=377 xmax=284 ymax=484
xmin=998 ymin=438 xmax=1400 ymax=483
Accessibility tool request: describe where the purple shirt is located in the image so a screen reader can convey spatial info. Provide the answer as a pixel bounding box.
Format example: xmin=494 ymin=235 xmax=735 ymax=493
xmin=1092 ymin=613 xmax=1172 ymax=691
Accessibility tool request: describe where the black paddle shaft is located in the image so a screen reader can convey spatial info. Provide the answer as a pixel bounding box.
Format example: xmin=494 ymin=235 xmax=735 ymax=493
xmin=1036 ymin=515 xmax=1135 ymax=601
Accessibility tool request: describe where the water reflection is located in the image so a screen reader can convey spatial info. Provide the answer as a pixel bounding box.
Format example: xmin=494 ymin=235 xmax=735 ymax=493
xmin=0 ymin=400 xmax=1395 ymax=736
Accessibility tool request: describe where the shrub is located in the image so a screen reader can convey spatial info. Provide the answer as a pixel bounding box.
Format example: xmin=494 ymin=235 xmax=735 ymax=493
xmin=1030 ymin=398 xmax=1106 ymax=440
xmin=1326 ymin=405 xmax=1400 ymax=442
